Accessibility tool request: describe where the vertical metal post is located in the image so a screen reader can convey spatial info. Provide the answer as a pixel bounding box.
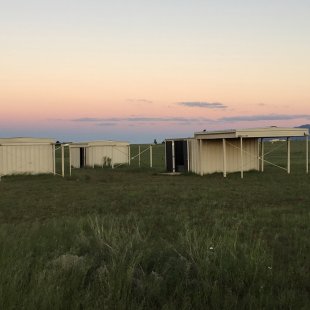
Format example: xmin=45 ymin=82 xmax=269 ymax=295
xmin=199 ymin=139 xmax=203 ymax=176
xmin=223 ymin=138 xmax=227 ymax=177
xmin=306 ymin=135 xmax=309 ymax=174
xmin=61 ymin=144 xmax=65 ymax=177
xmin=240 ymin=137 xmax=244 ymax=179
xmin=150 ymin=145 xmax=153 ymax=168
xmin=287 ymin=137 xmax=290 ymax=174
xmin=138 ymin=145 xmax=141 ymax=168
xmin=187 ymin=139 xmax=190 ymax=172
xmin=197 ymin=139 xmax=200 ymax=175
xmin=69 ymin=146 xmax=72 ymax=176
xmin=128 ymin=145 xmax=131 ymax=166
xmin=92 ymin=147 xmax=95 ymax=168
xmin=164 ymin=141 xmax=167 ymax=170
xmin=261 ymin=138 xmax=264 ymax=172
xmin=257 ymin=139 xmax=260 ymax=171
xmin=172 ymin=141 xmax=175 ymax=172
xmin=53 ymin=144 xmax=56 ymax=175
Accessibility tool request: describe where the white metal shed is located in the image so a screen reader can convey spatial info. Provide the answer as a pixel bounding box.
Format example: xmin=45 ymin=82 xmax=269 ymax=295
xmin=0 ymin=137 xmax=56 ymax=176
xmin=69 ymin=140 xmax=130 ymax=169
xmin=166 ymin=127 xmax=309 ymax=178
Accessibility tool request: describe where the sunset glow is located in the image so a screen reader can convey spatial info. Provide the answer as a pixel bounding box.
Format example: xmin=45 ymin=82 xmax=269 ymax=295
xmin=1 ymin=0 xmax=310 ymax=142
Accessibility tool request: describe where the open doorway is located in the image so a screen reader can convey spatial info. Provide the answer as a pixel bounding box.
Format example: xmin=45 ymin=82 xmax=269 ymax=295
xmin=165 ymin=139 xmax=188 ymax=172
xmin=80 ymin=148 xmax=86 ymax=167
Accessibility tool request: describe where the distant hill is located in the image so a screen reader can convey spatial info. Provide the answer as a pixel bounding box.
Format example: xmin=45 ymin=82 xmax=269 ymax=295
xmin=297 ymin=124 xmax=310 ymax=130
xmin=292 ymin=124 xmax=310 ymax=140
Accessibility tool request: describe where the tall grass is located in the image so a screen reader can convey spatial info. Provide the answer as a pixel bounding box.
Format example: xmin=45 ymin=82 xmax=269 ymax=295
xmin=0 ymin=141 xmax=309 ymax=308
xmin=0 ymin=216 xmax=280 ymax=309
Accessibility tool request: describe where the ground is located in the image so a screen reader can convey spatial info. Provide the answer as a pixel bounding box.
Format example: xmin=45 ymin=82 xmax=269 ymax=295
xmin=0 ymin=142 xmax=309 ymax=309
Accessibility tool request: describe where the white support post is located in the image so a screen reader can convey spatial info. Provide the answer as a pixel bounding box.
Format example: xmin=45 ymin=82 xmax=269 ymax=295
xmin=92 ymin=148 xmax=95 ymax=168
xmin=53 ymin=144 xmax=56 ymax=175
xmin=240 ymin=137 xmax=244 ymax=179
xmin=257 ymin=139 xmax=260 ymax=171
xmin=128 ymin=145 xmax=131 ymax=166
xmin=111 ymin=146 xmax=114 ymax=169
xmin=150 ymin=145 xmax=153 ymax=168
xmin=61 ymin=145 xmax=65 ymax=177
xmin=261 ymin=138 xmax=264 ymax=172
xmin=172 ymin=141 xmax=175 ymax=173
xmin=195 ymin=139 xmax=200 ymax=174
xmin=164 ymin=141 xmax=167 ymax=170
xmin=138 ymin=145 xmax=141 ymax=168
xmin=223 ymin=138 xmax=227 ymax=177
xmin=199 ymin=139 xmax=203 ymax=176
xmin=187 ymin=140 xmax=190 ymax=172
xmin=287 ymin=137 xmax=290 ymax=174
xmin=306 ymin=135 xmax=309 ymax=174
xmin=69 ymin=146 xmax=72 ymax=176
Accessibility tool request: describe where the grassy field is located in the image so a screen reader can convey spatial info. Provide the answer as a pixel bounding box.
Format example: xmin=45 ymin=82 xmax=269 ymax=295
xmin=0 ymin=141 xmax=309 ymax=309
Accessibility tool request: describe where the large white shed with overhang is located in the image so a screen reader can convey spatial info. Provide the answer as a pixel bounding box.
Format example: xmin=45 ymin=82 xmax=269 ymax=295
xmin=166 ymin=127 xmax=309 ymax=178
xmin=0 ymin=138 xmax=56 ymax=176
xmin=69 ymin=140 xmax=130 ymax=169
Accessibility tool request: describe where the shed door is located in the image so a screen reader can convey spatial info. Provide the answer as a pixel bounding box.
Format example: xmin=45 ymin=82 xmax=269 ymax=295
xmin=165 ymin=141 xmax=173 ymax=172
xmin=183 ymin=140 xmax=188 ymax=172
xmin=80 ymin=148 xmax=86 ymax=167
xmin=175 ymin=141 xmax=186 ymax=172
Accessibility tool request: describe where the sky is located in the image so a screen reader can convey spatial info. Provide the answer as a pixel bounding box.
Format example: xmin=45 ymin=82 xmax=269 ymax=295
xmin=1 ymin=0 xmax=310 ymax=143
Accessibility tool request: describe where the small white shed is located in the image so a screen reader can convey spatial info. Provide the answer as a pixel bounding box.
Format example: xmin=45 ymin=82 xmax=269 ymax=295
xmin=166 ymin=127 xmax=309 ymax=178
xmin=0 ymin=137 xmax=56 ymax=176
xmin=69 ymin=140 xmax=130 ymax=169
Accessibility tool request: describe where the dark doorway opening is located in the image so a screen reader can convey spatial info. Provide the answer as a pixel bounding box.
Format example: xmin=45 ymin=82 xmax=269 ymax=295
xmin=80 ymin=148 xmax=86 ymax=167
xmin=175 ymin=140 xmax=188 ymax=172
xmin=165 ymin=140 xmax=188 ymax=172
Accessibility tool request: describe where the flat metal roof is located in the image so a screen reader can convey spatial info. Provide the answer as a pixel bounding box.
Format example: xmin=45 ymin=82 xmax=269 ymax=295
xmin=0 ymin=137 xmax=56 ymax=145
xmin=165 ymin=137 xmax=194 ymax=141
xmin=195 ymin=127 xmax=309 ymax=139
xmin=69 ymin=140 xmax=129 ymax=147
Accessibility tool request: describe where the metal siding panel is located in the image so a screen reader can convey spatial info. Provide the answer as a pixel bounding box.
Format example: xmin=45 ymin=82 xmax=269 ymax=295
xmin=90 ymin=145 xmax=128 ymax=166
xmin=70 ymin=148 xmax=80 ymax=168
xmin=0 ymin=144 xmax=53 ymax=175
xmin=226 ymin=140 xmax=240 ymax=172
xmin=94 ymin=146 xmax=106 ymax=166
xmin=114 ymin=146 xmax=128 ymax=164
xmin=86 ymin=147 xmax=91 ymax=166
xmin=88 ymin=146 xmax=100 ymax=166
xmin=6 ymin=146 xmax=11 ymax=173
xmin=202 ymin=140 xmax=223 ymax=174
xmin=0 ymin=146 xmax=5 ymax=175
xmin=225 ymin=138 xmax=259 ymax=173
xmin=190 ymin=139 xmax=199 ymax=174
xmin=194 ymin=138 xmax=260 ymax=175
xmin=35 ymin=146 xmax=39 ymax=173
xmin=28 ymin=146 xmax=33 ymax=172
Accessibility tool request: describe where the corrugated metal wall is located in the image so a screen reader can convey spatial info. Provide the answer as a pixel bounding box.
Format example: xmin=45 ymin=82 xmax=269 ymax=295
xmin=188 ymin=138 xmax=259 ymax=175
xmin=70 ymin=148 xmax=81 ymax=168
xmin=87 ymin=145 xmax=129 ymax=166
xmin=188 ymin=139 xmax=199 ymax=174
xmin=0 ymin=144 xmax=54 ymax=175
xmin=70 ymin=145 xmax=129 ymax=168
